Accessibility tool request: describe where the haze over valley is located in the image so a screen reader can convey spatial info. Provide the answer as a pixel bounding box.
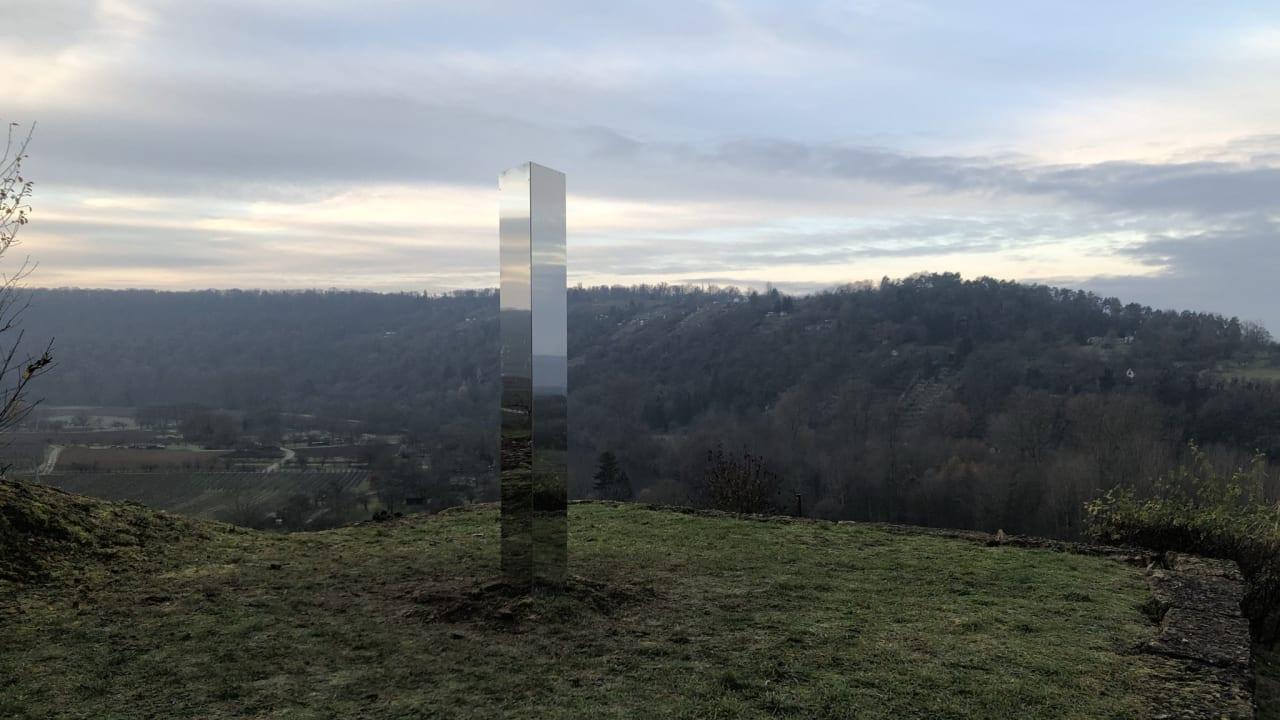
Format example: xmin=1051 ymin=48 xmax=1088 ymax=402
xmin=13 ymin=278 xmax=1280 ymax=542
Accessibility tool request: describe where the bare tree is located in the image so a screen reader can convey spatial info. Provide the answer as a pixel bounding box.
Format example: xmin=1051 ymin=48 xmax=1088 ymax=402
xmin=0 ymin=123 xmax=53 ymax=471
xmin=701 ymin=445 xmax=779 ymax=514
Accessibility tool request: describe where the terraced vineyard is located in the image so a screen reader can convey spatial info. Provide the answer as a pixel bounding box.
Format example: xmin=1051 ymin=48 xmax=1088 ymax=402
xmin=34 ymin=470 xmax=371 ymax=523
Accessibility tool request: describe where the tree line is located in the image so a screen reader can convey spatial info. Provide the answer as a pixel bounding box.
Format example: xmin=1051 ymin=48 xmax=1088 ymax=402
xmin=19 ymin=275 xmax=1280 ymax=538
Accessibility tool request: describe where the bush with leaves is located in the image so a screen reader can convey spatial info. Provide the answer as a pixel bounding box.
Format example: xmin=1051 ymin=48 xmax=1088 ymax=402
xmin=1086 ymin=443 xmax=1280 ymax=640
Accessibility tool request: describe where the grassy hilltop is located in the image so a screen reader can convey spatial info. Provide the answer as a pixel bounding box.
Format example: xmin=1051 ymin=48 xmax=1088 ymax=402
xmin=0 ymin=480 xmax=1243 ymax=719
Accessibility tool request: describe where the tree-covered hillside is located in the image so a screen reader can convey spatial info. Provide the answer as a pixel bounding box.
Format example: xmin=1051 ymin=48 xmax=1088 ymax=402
xmin=20 ymin=274 xmax=1280 ymax=538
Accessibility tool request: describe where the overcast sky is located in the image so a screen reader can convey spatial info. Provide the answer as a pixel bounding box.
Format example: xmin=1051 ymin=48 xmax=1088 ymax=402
xmin=5 ymin=1 xmax=1280 ymax=327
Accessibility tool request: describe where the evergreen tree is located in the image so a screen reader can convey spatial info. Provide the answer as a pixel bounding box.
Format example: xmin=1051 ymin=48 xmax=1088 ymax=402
xmin=592 ymin=450 xmax=632 ymax=500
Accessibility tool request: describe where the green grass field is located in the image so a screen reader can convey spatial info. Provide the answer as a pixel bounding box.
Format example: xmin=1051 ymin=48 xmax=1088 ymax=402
xmin=1214 ymin=357 xmax=1280 ymax=383
xmin=0 ymin=483 xmax=1234 ymax=719
xmin=35 ymin=471 xmax=370 ymax=522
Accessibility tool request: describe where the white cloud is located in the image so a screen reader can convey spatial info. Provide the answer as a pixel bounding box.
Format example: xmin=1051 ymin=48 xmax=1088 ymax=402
xmin=4 ymin=0 xmax=1279 ymax=330
xmin=1239 ymin=25 xmax=1280 ymax=57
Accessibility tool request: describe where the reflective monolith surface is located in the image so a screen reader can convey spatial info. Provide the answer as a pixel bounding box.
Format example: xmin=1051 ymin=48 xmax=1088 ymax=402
xmin=500 ymin=162 xmax=567 ymax=590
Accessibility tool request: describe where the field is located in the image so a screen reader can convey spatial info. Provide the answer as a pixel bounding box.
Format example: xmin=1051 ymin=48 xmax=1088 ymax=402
xmin=1214 ymin=357 xmax=1280 ymax=383
xmin=57 ymin=446 xmax=229 ymax=472
xmin=35 ymin=471 xmax=370 ymax=522
xmin=294 ymin=444 xmax=366 ymax=465
xmin=32 ymin=405 xmax=141 ymax=429
xmin=2 ymin=430 xmax=170 ymax=468
xmin=0 ymin=489 xmax=1247 ymax=719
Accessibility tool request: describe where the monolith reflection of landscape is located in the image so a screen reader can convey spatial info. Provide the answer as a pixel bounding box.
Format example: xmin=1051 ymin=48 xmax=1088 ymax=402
xmin=499 ymin=162 xmax=568 ymax=590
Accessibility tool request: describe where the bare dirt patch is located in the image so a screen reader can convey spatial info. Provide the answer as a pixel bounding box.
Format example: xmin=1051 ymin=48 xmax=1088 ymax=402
xmin=402 ymin=575 xmax=657 ymax=628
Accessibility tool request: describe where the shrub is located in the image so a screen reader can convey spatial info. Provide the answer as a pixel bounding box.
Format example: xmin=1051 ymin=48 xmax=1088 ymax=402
xmin=1085 ymin=443 xmax=1280 ymax=640
xmin=700 ymin=446 xmax=780 ymax=515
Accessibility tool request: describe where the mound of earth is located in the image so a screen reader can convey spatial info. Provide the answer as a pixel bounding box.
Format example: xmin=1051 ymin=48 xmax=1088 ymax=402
xmin=0 ymin=478 xmax=195 ymax=581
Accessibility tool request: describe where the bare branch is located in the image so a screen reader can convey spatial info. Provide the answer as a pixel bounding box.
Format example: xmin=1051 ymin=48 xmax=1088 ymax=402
xmin=0 ymin=121 xmax=51 ymax=477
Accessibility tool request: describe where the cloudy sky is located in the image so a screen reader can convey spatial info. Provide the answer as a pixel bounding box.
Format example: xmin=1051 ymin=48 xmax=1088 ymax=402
xmin=6 ymin=1 xmax=1280 ymax=326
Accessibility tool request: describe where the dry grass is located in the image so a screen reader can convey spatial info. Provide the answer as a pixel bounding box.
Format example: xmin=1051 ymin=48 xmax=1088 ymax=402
xmin=1 ymin=492 xmax=1183 ymax=719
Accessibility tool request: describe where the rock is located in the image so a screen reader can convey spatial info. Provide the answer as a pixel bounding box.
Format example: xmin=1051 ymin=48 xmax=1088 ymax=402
xmin=1141 ymin=552 xmax=1255 ymax=718
xmin=1165 ymin=552 xmax=1245 ymax=581
xmin=1147 ymin=608 xmax=1251 ymax=668
xmin=1148 ymin=569 xmax=1243 ymax=618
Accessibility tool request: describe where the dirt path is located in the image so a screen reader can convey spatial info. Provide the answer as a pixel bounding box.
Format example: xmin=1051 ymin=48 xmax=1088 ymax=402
xmin=262 ymin=446 xmax=295 ymax=473
xmin=39 ymin=444 xmax=63 ymax=474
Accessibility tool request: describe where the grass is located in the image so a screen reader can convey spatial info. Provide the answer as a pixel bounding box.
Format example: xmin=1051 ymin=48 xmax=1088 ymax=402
xmin=33 ymin=471 xmax=370 ymax=522
xmin=1214 ymin=356 xmax=1280 ymax=383
xmin=1 ymin=486 xmax=1191 ymax=719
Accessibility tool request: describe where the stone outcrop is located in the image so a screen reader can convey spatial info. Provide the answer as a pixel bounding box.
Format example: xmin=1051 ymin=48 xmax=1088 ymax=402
xmin=1144 ymin=553 xmax=1254 ymax=719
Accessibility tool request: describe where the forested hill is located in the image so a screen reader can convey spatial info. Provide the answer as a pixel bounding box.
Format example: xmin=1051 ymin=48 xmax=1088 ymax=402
xmin=20 ymin=275 xmax=1280 ymax=538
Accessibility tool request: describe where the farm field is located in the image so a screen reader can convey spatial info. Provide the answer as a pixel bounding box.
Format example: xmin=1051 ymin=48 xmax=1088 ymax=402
xmin=292 ymin=444 xmax=368 ymax=469
xmin=17 ymin=429 xmax=164 ymax=445
xmin=0 ymin=430 xmax=169 ymax=473
xmin=33 ymin=405 xmax=140 ymax=426
xmin=1215 ymin=357 xmax=1280 ymax=383
xmin=36 ymin=470 xmax=371 ymax=525
xmin=57 ymin=446 xmax=229 ymax=472
xmin=294 ymin=444 xmax=365 ymax=460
